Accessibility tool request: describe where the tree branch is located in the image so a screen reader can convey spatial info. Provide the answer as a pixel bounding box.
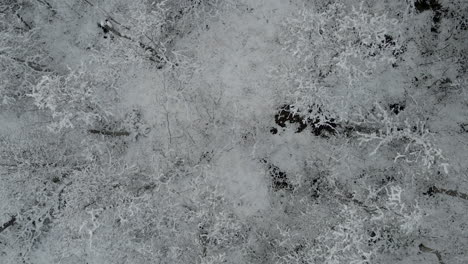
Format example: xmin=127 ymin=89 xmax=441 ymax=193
xmin=419 ymin=243 xmax=445 ymax=264
xmin=0 ymin=216 xmax=16 ymax=233
xmin=424 ymin=186 xmax=468 ymax=200
xmin=16 ymin=14 xmax=31 ymax=30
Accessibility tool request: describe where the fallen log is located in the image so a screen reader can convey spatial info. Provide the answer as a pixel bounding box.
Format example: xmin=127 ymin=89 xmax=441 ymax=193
xmin=88 ymin=129 xmax=130 ymax=137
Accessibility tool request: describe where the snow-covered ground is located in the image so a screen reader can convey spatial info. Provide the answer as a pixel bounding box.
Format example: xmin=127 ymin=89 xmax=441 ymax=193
xmin=1 ymin=0 xmax=467 ymax=263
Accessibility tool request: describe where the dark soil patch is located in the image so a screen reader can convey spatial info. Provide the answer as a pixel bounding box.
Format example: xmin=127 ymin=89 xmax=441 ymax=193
xmin=389 ymin=103 xmax=405 ymax=115
xmin=309 ymin=176 xmax=328 ymax=199
xmin=460 ymin=123 xmax=468 ymax=133
xmin=414 ymin=0 xmax=447 ymax=33
xmin=360 ymin=34 xmax=406 ymax=58
xmin=273 ymin=104 xmax=337 ymax=137
xmin=199 ymin=150 xmax=213 ymax=163
xmin=260 ymin=159 xmax=293 ymax=191
xmin=415 ymin=0 xmax=442 ymax=12
xmin=274 ymin=105 xmax=308 ymax=133
xmin=423 ymin=186 xmax=438 ymax=196
xmin=383 ymin=34 xmax=394 ymax=45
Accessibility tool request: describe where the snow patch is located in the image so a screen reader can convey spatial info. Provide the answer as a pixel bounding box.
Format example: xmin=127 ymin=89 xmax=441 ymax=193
xmin=211 ymin=147 xmax=269 ymax=217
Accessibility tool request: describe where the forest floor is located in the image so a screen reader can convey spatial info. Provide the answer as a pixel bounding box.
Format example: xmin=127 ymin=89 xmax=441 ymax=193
xmin=1 ymin=0 xmax=467 ymax=263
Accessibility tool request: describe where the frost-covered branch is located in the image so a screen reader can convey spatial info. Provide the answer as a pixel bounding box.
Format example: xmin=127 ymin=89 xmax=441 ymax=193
xmin=357 ymin=103 xmax=446 ymax=169
xmin=27 ymin=62 xmax=113 ymax=132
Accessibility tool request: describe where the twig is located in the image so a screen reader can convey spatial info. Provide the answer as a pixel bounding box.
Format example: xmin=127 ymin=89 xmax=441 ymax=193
xmin=13 ymin=57 xmax=50 ymax=72
xmin=418 ymin=55 xmax=458 ymax=66
xmin=0 ymin=6 xmax=10 ymax=13
xmin=162 ymin=74 xmax=172 ymax=144
xmin=419 ymin=244 xmax=445 ymax=264
xmin=97 ymin=23 xmax=165 ymax=67
xmin=16 ymin=14 xmax=32 ymax=30
xmin=35 ymin=0 xmax=56 ymax=15
xmin=35 ymin=0 xmax=53 ymax=10
xmin=0 ymin=51 xmax=50 ymax=72
xmin=80 ymin=0 xmax=130 ymax=30
xmin=62 ymin=2 xmax=83 ymax=17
